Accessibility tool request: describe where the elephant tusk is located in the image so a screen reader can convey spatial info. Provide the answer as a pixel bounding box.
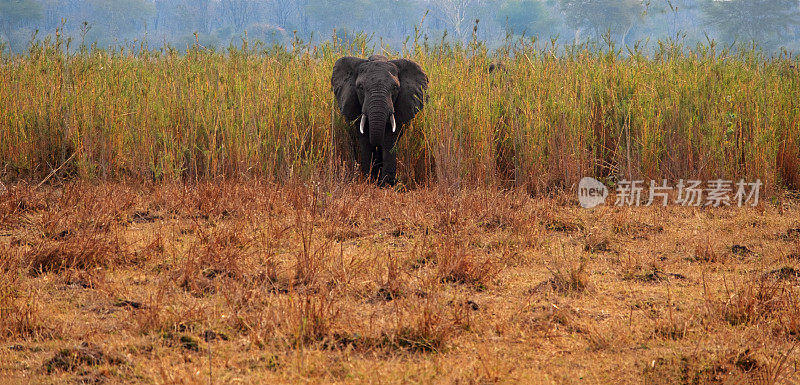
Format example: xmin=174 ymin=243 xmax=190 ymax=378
xmin=391 ymin=114 xmax=396 ymax=133
xmin=359 ymin=115 xmax=366 ymax=135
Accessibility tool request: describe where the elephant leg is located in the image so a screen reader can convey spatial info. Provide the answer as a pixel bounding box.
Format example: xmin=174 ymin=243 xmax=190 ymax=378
xmin=357 ymin=135 xmax=374 ymax=180
xmin=371 ymin=146 xmax=383 ymax=182
xmin=379 ymin=145 xmax=397 ymax=187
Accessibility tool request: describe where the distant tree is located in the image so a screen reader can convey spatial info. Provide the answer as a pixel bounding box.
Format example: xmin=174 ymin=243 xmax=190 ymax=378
xmin=701 ymin=0 xmax=800 ymax=49
xmin=155 ymin=0 xmax=213 ymax=35
xmin=39 ymin=0 xmax=65 ymax=31
xmin=267 ymin=0 xmax=295 ymax=29
xmin=648 ymin=0 xmax=703 ymax=38
xmin=88 ymin=0 xmax=155 ymax=39
xmin=305 ymin=0 xmax=370 ymax=36
xmin=495 ymin=0 xmax=554 ymax=37
xmin=294 ymin=0 xmax=311 ymax=35
xmin=246 ymin=22 xmax=288 ymax=45
xmin=426 ymin=0 xmax=483 ymax=40
xmin=369 ymin=0 xmax=420 ymax=37
xmin=0 ymin=0 xmax=43 ymax=47
xmin=221 ymin=0 xmax=262 ymax=33
xmin=558 ymin=0 xmax=645 ymax=44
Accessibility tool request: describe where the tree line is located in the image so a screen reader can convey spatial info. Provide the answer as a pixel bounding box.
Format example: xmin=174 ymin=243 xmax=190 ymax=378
xmin=1 ymin=0 xmax=799 ymax=53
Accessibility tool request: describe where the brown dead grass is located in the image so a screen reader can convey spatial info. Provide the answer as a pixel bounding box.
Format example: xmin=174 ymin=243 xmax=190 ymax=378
xmin=0 ymin=181 xmax=799 ymax=383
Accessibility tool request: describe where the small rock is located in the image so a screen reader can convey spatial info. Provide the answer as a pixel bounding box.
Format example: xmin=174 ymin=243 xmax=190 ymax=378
xmin=669 ymin=273 xmax=686 ymax=280
xmin=179 ymin=335 xmax=200 ymax=351
xmin=67 ymin=278 xmax=91 ymax=289
xmin=130 ymin=211 xmax=162 ymax=224
xmin=764 ymin=266 xmax=800 ymax=281
xmin=778 ymin=228 xmax=800 ymax=241
xmin=545 ymin=220 xmax=582 ymax=233
xmin=634 ymin=268 xmax=686 ymax=283
xmin=202 ymin=330 xmax=228 ymax=342
xmin=113 ymin=300 xmax=143 ymax=309
xmin=730 ymin=245 xmax=753 ymax=256
xmin=43 ymin=342 xmax=122 ymax=373
xmin=584 ymin=238 xmax=611 ymax=253
xmin=52 ymin=229 xmax=72 ymax=240
xmin=376 ymin=287 xmax=398 ymax=301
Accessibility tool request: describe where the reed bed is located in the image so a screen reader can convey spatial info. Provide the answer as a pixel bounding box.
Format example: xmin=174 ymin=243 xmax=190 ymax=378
xmin=1 ymin=34 xmax=798 ymax=192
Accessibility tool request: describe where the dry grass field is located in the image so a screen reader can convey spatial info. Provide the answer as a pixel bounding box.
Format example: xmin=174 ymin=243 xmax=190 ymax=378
xmin=2 ymin=37 xmax=799 ymax=192
xmin=2 ymin=32 xmax=800 ymax=384
xmin=1 ymin=181 xmax=799 ymax=384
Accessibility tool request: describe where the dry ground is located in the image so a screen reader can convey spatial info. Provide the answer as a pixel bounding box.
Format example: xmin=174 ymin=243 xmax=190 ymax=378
xmin=1 ymin=181 xmax=799 ymax=384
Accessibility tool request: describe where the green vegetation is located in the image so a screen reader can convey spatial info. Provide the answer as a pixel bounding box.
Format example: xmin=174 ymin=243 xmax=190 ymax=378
xmin=1 ymin=34 xmax=798 ymax=192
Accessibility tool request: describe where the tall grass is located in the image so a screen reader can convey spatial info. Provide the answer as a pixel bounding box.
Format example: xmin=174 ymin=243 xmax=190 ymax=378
xmin=1 ymin=33 xmax=798 ymax=193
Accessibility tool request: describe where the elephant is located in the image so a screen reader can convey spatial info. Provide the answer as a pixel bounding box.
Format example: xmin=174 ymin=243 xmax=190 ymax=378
xmin=488 ymin=62 xmax=506 ymax=73
xmin=331 ymin=55 xmax=428 ymax=186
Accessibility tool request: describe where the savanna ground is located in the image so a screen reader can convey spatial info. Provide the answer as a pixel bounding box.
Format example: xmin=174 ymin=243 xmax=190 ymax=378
xmin=1 ymin=181 xmax=799 ymax=384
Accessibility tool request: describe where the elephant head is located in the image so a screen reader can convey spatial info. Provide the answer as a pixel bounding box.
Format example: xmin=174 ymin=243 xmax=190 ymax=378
xmin=331 ymin=55 xmax=428 ymax=186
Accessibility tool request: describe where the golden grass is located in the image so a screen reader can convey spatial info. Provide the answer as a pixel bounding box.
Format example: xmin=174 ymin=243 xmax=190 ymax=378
xmin=0 ymin=181 xmax=799 ymax=383
xmin=1 ymin=35 xmax=798 ymax=193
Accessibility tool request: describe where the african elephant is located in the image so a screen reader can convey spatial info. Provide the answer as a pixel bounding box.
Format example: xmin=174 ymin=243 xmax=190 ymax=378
xmin=331 ymin=55 xmax=428 ymax=186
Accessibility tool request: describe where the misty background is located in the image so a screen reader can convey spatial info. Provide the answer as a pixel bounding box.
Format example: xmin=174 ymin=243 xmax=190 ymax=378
xmin=1 ymin=0 xmax=799 ymax=54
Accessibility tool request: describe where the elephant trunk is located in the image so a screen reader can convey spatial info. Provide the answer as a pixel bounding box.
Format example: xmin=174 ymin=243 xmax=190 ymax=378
xmin=364 ymin=91 xmax=395 ymax=147
xmin=367 ymin=109 xmax=387 ymax=148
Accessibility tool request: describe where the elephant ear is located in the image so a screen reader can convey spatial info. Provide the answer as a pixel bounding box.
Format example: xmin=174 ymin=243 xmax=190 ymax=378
xmin=331 ymin=57 xmax=367 ymax=122
xmin=391 ymin=59 xmax=428 ymax=126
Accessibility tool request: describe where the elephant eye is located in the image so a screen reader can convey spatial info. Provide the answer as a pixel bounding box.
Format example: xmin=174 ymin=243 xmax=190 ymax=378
xmin=356 ymin=84 xmax=363 ymax=91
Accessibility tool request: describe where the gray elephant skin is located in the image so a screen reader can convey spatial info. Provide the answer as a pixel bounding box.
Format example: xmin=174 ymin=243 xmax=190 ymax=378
xmin=331 ymin=55 xmax=428 ymax=186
